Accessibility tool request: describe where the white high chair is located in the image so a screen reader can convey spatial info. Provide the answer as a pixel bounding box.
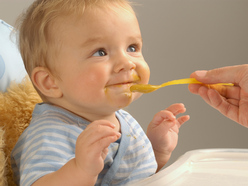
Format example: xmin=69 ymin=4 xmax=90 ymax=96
xmin=129 ymin=149 xmax=248 ymax=186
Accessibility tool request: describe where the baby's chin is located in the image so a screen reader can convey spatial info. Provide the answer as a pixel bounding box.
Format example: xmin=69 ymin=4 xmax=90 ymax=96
xmin=104 ymin=85 xmax=136 ymax=108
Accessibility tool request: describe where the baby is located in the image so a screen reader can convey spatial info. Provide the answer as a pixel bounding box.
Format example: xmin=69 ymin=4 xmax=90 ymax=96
xmin=11 ymin=0 xmax=190 ymax=185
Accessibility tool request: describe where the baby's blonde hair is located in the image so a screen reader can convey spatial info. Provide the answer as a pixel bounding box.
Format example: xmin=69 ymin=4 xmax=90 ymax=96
xmin=16 ymin=0 xmax=135 ymax=77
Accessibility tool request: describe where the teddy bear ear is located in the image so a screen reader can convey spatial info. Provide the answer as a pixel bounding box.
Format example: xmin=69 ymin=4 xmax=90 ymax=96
xmin=31 ymin=67 xmax=63 ymax=99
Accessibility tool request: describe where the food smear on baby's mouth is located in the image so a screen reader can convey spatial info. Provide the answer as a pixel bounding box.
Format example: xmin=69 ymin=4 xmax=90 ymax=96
xmin=104 ymin=83 xmax=133 ymax=108
xmin=132 ymin=73 xmax=140 ymax=82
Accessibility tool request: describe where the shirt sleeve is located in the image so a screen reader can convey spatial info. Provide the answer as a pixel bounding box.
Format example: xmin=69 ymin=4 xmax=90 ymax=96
xmin=11 ymin=123 xmax=81 ymax=186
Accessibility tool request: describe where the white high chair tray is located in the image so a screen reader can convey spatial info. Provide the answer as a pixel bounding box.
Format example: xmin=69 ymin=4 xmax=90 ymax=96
xmin=130 ymin=149 xmax=248 ymax=186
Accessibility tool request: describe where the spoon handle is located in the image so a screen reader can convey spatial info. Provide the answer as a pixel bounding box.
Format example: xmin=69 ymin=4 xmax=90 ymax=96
xmin=160 ymin=78 xmax=202 ymax=88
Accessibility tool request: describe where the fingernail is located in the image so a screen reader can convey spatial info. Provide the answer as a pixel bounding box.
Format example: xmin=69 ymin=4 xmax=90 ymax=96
xmin=110 ymin=123 xmax=116 ymax=128
xmin=195 ymin=70 xmax=207 ymax=77
xmin=179 ymin=103 xmax=185 ymax=107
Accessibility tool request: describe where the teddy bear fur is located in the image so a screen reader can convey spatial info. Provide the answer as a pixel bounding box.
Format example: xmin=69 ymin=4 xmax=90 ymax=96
xmin=0 ymin=76 xmax=42 ymax=186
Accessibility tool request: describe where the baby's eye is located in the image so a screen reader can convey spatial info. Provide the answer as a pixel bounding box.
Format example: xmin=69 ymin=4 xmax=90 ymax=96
xmin=127 ymin=45 xmax=137 ymax=52
xmin=93 ymin=49 xmax=107 ymax=57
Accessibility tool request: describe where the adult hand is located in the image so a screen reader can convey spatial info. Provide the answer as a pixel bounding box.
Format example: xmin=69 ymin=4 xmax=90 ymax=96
xmin=189 ymin=65 xmax=248 ymax=128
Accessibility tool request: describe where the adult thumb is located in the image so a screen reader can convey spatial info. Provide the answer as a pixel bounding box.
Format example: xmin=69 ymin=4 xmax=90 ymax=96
xmin=191 ymin=65 xmax=248 ymax=93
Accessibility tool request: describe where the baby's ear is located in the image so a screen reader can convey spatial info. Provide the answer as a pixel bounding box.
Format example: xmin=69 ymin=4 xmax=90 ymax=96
xmin=31 ymin=67 xmax=62 ymax=98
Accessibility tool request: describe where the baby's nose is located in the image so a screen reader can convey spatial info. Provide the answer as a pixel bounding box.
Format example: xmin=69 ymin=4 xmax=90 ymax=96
xmin=113 ymin=56 xmax=136 ymax=73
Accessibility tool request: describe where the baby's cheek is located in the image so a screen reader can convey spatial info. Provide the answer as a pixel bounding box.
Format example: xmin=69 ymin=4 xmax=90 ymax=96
xmin=84 ymin=70 xmax=107 ymax=90
xmin=139 ymin=64 xmax=150 ymax=84
xmin=132 ymin=92 xmax=143 ymax=102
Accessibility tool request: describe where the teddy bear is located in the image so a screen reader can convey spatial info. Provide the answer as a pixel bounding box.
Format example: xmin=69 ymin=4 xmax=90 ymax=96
xmin=0 ymin=76 xmax=42 ymax=186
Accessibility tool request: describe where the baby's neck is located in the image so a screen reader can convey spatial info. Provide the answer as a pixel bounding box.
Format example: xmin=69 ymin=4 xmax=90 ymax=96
xmin=113 ymin=116 xmax=121 ymax=133
xmin=87 ymin=112 xmax=121 ymax=133
xmin=101 ymin=113 xmax=121 ymax=133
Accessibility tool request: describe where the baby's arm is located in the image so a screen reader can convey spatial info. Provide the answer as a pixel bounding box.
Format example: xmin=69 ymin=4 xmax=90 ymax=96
xmin=147 ymin=103 xmax=189 ymax=171
xmin=32 ymin=120 xmax=121 ymax=186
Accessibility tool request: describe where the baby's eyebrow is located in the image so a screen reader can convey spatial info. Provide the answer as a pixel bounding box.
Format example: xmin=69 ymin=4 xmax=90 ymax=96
xmin=81 ymin=36 xmax=104 ymax=47
xmin=128 ymin=35 xmax=143 ymax=43
xmin=80 ymin=35 xmax=143 ymax=48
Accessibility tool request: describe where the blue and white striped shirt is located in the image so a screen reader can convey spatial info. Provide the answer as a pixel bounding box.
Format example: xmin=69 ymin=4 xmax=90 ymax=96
xmin=11 ymin=103 xmax=157 ymax=185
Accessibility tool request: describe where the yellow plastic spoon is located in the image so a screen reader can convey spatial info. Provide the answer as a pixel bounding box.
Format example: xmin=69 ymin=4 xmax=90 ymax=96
xmin=130 ymin=78 xmax=234 ymax=93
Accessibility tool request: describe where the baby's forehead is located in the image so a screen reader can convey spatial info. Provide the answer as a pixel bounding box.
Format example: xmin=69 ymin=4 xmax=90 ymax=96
xmin=44 ymin=1 xmax=138 ymax=57
xmin=48 ymin=4 xmax=136 ymax=36
xmin=50 ymin=0 xmax=135 ymax=18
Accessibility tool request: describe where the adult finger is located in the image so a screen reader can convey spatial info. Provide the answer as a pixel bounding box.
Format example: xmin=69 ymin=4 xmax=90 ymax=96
xmin=188 ymin=82 xmax=241 ymax=100
xmin=190 ymin=65 xmax=248 ymax=93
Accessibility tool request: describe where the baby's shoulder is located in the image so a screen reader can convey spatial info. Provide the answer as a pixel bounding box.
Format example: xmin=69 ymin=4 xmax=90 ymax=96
xmin=32 ymin=103 xmax=89 ymax=129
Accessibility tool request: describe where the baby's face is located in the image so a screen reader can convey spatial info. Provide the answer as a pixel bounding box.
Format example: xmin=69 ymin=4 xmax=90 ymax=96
xmin=52 ymin=5 xmax=150 ymax=118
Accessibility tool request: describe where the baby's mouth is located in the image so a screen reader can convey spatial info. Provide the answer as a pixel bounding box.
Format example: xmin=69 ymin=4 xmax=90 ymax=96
xmin=106 ymin=82 xmax=132 ymax=90
xmin=106 ymin=79 xmax=136 ymax=87
xmin=105 ymin=74 xmax=141 ymax=90
xmin=104 ymin=81 xmax=136 ymax=96
xmin=113 ymin=82 xmax=133 ymax=86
